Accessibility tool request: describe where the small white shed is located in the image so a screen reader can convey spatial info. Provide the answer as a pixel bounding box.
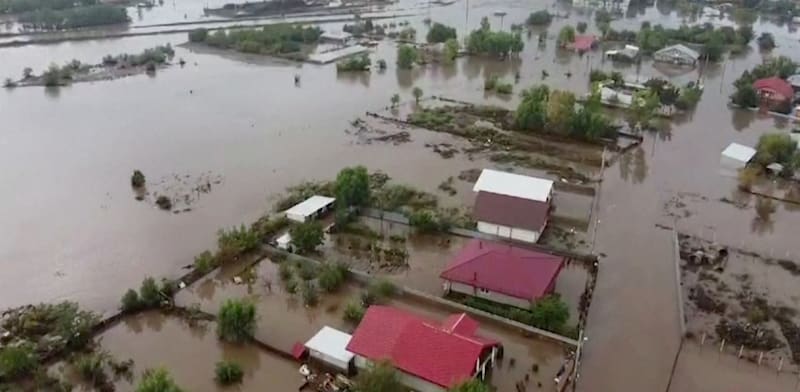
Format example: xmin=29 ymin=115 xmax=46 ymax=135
xmin=720 ymin=142 xmax=756 ymax=177
xmin=304 ymin=326 xmax=354 ymax=372
xmin=276 ymin=232 xmax=292 ymax=251
xmin=285 ymin=195 xmax=336 ymax=223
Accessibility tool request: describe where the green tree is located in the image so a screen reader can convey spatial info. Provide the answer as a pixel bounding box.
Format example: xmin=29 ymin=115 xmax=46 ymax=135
xmin=731 ymin=84 xmax=758 ymax=108
xmin=629 ymin=88 xmax=660 ymax=130
xmin=120 ymin=288 xmax=142 ymax=312
xmin=412 ymin=86 xmax=423 ymax=104
xmin=530 ymin=295 xmax=570 ymax=332
xmin=390 ymin=93 xmax=400 ymax=108
xmin=22 ymin=67 xmax=33 ymax=79
xmin=426 ymin=22 xmax=457 ymax=43
xmin=139 ymin=276 xmax=162 ymax=308
xmin=557 ymin=25 xmax=576 ymax=46
xmin=289 ymin=221 xmax=324 ymax=253
xmin=188 ymin=28 xmax=208 ymax=42
xmin=754 ymin=133 xmax=797 ymax=167
xmin=353 ymin=361 xmax=404 ymax=392
xmin=449 ymin=379 xmax=490 ymax=392
xmin=546 ymin=90 xmax=577 ymax=134
xmin=515 ymin=85 xmax=550 ymax=131
xmin=444 ymin=38 xmax=460 ymax=63
xmin=0 ymin=344 xmax=37 ymax=380
xmin=42 ymin=63 xmax=62 ymax=87
xmin=702 ymin=31 xmax=725 ymax=61
xmin=131 ymin=169 xmax=145 ymax=188
xmin=526 ymin=10 xmax=552 ymax=25
xmin=396 ymin=44 xmax=418 ymax=69
xmin=214 ymin=361 xmax=244 ymax=385
xmin=335 ymin=165 xmax=370 ymax=208
xmin=576 ymin=21 xmax=588 ymax=34
xmin=217 ymin=299 xmax=256 ymax=343
xmin=736 ymin=25 xmax=754 ymax=45
xmin=317 ymin=262 xmax=348 ymax=292
xmin=136 ymin=368 xmax=183 ymax=392
xmin=757 ymin=32 xmax=776 ymax=51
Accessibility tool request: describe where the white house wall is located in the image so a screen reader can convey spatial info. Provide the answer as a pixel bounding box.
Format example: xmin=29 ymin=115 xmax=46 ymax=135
xmin=448 ymin=281 xmax=532 ymax=309
xmin=476 ymin=221 xmax=539 ymax=243
xmin=310 ymin=350 xmax=349 ymax=371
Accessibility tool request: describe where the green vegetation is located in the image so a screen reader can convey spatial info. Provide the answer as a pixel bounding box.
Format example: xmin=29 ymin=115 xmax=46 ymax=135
xmin=576 ymin=21 xmax=588 ymax=34
xmin=460 ymin=294 xmax=571 ymax=334
xmin=101 ymin=44 xmax=175 ymax=67
xmin=336 ymin=165 xmax=371 ymax=208
xmin=189 ymin=24 xmax=322 ymax=59
xmin=301 ymin=280 xmax=320 ymax=306
xmin=449 ymin=379 xmax=491 ymax=392
xmin=188 ymin=28 xmax=208 ymax=42
xmin=337 ymin=54 xmax=371 ymax=72
xmin=131 ymin=170 xmax=146 ymax=188
xmin=18 ymin=4 xmax=128 ymax=30
xmin=217 ymin=224 xmax=260 ymax=263
xmin=344 ymin=19 xmax=384 ymax=37
xmin=557 ymin=25 xmax=576 ymax=46
xmin=155 ymin=195 xmax=172 ymax=210
xmin=317 ymin=262 xmax=349 ymax=292
xmin=136 ymin=368 xmax=184 ymax=392
xmin=412 ymin=86 xmax=424 ymax=104
xmin=397 ymin=27 xmax=416 ymax=41
xmin=629 ymin=88 xmax=661 ymax=130
xmin=297 ymin=259 xmax=319 ymax=281
xmin=526 ymin=10 xmax=552 ymax=25
xmin=426 ymin=22 xmax=457 ymax=43
xmin=353 ymin=361 xmax=404 ymax=392
xmin=0 ymin=0 xmax=97 ymax=13
xmin=217 ymin=299 xmax=257 ymax=343
xmin=444 ymin=38 xmax=460 ymax=63
xmin=361 ymin=279 xmax=397 ymax=306
xmin=193 ymin=250 xmax=215 ymax=274
xmin=390 ymin=93 xmax=401 ymax=108
xmin=74 ymin=352 xmax=110 ymax=388
xmin=408 ymin=209 xmax=453 ymax=233
xmin=484 ymin=75 xmax=512 ymax=94
xmin=214 ymin=361 xmax=244 ymax=385
xmin=589 ymin=69 xmax=624 ymax=87
xmin=515 ymin=84 xmax=615 ymax=140
xmin=0 ymin=344 xmax=36 ymax=380
xmin=757 ymin=32 xmax=776 ymax=51
xmin=396 ymin=44 xmax=419 ymax=69
xmin=120 ymin=289 xmax=142 ymax=312
xmin=731 ymin=56 xmax=798 ymax=110
xmin=290 ymin=221 xmax=324 ymax=253
xmin=604 ymin=23 xmax=753 ymax=59
xmin=753 ymin=133 xmax=798 ymax=177
xmin=466 ymin=17 xmax=524 ymax=58
xmin=343 ymin=301 xmax=366 ymax=323
xmin=140 ymin=276 xmax=164 ymax=308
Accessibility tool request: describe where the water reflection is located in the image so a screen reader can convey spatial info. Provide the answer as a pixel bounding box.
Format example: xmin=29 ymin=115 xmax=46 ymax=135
xmin=731 ymin=108 xmax=756 ymax=131
xmin=395 ymin=67 xmax=424 ymax=88
xmin=44 ymin=85 xmax=61 ymax=99
xmin=751 ymin=197 xmax=776 ymax=234
xmin=336 ymin=70 xmax=371 ymax=87
xmin=618 ymin=146 xmax=648 ymax=184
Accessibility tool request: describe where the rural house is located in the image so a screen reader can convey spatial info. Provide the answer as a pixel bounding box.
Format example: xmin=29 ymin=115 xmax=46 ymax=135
xmin=440 ymin=239 xmax=564 ymax=309
xmin=346 ymin=306 xmax=501 ymax=392
xmin=753 ymin=77 xmax=794 ymax=111
xmin=568 ymin=35 xmax=598 ymax=53
xmin=472 ymin=169 xmax=553 ymax=243
xmin=653 ymin=44 xmax=700 ymax=67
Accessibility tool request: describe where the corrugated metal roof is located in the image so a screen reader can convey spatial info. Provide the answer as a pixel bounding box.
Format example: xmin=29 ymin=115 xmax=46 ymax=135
xmin=721 ymin=142 xmax=756 ymax=163
xmin=285 ymin=195 xmax=335 ymax=219
xmin=472 ymin=169 xmax=553 ymax=202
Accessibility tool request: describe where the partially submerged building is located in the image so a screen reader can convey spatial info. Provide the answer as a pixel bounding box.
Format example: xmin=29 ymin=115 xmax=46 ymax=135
xmin=753 ymin=77 xmax=794 ymax=111
xmin=346 ymin=306 xmax=501 ymax=392
xmin=440 ymin=239 xmax=564 ymax=309
xmin=472 ymin=169 xmax=553 ymax=244
xmin=568 ymin=35 xmax=598 ymax=53
xmin=285 ymin=195 xmax=335 ymax=223
xmin=720 ymin=142 xmax=756 ymax=176
xmin=653 ymin=44 xmax=700 ymax=67
xmin=604 ymin=44 xmax=640 ymax=62
xmin=303 ymin=326 xmax=355 ymax=374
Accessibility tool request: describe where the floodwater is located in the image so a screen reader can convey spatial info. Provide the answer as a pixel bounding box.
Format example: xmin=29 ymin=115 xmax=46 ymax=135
xmin=96 ymin=310 xmax=305 ymax=391
xmin=175 ymin=256 xmax=571 ymax=390
xmin=3 ymin=0 xmax=800 ymax=390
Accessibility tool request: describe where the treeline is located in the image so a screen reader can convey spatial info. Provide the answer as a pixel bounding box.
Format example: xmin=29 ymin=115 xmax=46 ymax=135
xmin=515 ymin=85 xmax=617 ymax=141
xmin=731 ymin=56 xmax=798 ymax=111
xmin=604 ymin=22 xmax=753 ymax=60
xmin=188 ymin=25 xmax=322 ymax=57
xmin=102 ymin=44 xmax=175 ymax=67
xmin=18 ymin=5 xmax=128 ymax=30
xmin=466 ymin=17 xmax=524 ymax=58
xmin=0 ymin=0 xmax=97 ymax=14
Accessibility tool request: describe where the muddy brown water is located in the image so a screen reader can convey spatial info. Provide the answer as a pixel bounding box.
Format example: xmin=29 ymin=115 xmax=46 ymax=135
xmin=3 ymin=0 xmax=800 ymax=391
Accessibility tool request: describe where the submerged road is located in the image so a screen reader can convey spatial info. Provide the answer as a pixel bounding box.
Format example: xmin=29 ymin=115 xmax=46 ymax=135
xmin=578 ymin=138 xmax=683 ymax=392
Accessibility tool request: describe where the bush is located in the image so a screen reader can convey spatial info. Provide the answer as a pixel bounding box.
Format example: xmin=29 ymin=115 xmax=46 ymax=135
xmin=74 ymin=352 xmax=108 ymax=385
xmin=343 ymin=301 xmax=366 ymax=323
xmin=218 ymin=224 xmax=260 ymax=261
xmin=301 ymin=281 xmax=319 ymax=306
xmin=139 ymin=277 xmax=162 ymax=308
xmin=576 ymin=22 xmax=588 ymax=34
xmin=495 ymin=81 xmax=513 ymax=95
xmin=217 ymin=299 xmax=257 ymax=343
xmin=426 ymin=22 xmax=457 ymax=43
xmin=278 ymin=262 xmax=293 ymax=281
xmin=408 ymin=209 xmax=441 ymax=233
xmin=526 ymin=10 xmax=552 ymax=25
xmin=530 ymin=295 xmax=570 ymax=332
xmin=296 ymin=260 xmax=319 ymax=281
xmin=0 ymin=344 xmax=37 ymax=380
xmin=396 ymin=44 xmax=418 ymax=69
xmin=194 ymin=250 xmax=216 ymax=274
xmin=131 ymin=170 xmax=145 ymax=187
xmin=120 ymin=288 xmax=142 ymax=312
xmin=290 ymin=222 xmax=324 ymax=254
xmin=336 ymin=54 xmax=371 ymax=72
xmin=136 ymin=368 xmax=183 ymax=392
xmin=214 ymin=361 xmax=244 ymax=385
xmin=317 ymin=262 xmax=349 ymax=292
xmin=188 ymin=28 xmax=208 ymax=42
xmin=353 ymin=361 xmax=404 ymax=392
xmin=285 ymin=278 xmax=299 ymax=294
xmin=155 ymin=195 xmax=172 ymax=210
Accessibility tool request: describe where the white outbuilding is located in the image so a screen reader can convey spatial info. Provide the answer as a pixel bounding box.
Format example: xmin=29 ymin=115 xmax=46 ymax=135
xmin=285 ymin=195 xmax=336 ymax=223
xmin=720 ymin=142 xmax=756 ymax=176
xmin=304 ymin=326 xmax=355 ymax=373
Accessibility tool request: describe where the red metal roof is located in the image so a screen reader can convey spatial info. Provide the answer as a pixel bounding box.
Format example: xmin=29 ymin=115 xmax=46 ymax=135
xmin=570 ymin=35 xmax=597 ymax=51
xmin=753 ymin=77 xmax=794 ymax=101
xmin=440 ymin=239 xmax=564 ymax=301
xmin=473 ymin=191 xmax=550 ymax=232
xmin=346 ymin=306 xmax=498 ymax=388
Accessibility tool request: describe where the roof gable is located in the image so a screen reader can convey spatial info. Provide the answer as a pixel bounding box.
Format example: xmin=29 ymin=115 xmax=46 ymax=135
xmin=440 ymin=239 xmax=564 ymax=301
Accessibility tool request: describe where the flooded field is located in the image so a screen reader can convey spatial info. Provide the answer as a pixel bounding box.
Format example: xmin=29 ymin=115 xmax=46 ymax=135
xmin=94 ymin=311 xmax=305 ymax=391
xmin=174 ymin=255 xmax=573 ymax=390
xmin=3 ymin=0 xmax=800 ymax=390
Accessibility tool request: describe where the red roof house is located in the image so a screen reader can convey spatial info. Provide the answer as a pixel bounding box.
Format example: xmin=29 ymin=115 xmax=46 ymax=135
xmin=568 ymin=35 xmax=598 ymax=52
xmin=440 ymin=239 xmax=564 ymax=309
xmin=346 ymin=306 xmax=500 ymax=391
xmin=753 ymin=77 xmax=794 ymax=104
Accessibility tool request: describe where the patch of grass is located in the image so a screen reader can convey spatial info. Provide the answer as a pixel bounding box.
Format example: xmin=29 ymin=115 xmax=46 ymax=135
xmin=343 ymin=301 xmax=366 ymax=323
xmin=0 ymin=344 xmax=37 ymax=380
xmin=214 ymin=361 xmax=244 ymax=385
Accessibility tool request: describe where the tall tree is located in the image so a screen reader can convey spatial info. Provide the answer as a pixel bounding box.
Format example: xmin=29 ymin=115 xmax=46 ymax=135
xmin=396 ymin=45 xmax=418 ymax=69
xmin=289 ymin=221 xmax=324 ymax=253
xmin=515 ymin=85 xmax=550 ymax=131
xmin=335 ymin=166 xmax=370 ymax=207
xmin=217 ymin=299 xmax=256 ymax=343
xmin=546 ymin=90 xmax=577 ymax=134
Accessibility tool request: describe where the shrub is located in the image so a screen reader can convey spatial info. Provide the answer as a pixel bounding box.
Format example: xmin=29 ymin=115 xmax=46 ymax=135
xmin=426 ymin=22 xmax=457 ymax=43
xmin=74 ymin=352 xmax=108 ymax=385
xmin=130 ymin=170 xmax=145 ymax=187
xmin=139 ymin=277 xmax=162 ymax=308
xmin=576 ymin=22 xmax=588 ymax=34
xmin=120 ymin=288 xmax=142 ymax=312
xmin=285 ymin=278 xmax=299 ymax=294
xmin=136 ymin=368 xmax=183 ymax=392
xmin=214 ymin=361 xmax=244 ymax=385
xmin=290 ymin=222 xmax=324 ymax=254
xmin=217 ymin=299 xmax=257 ymax=343
xmin=317 ymin=262 xmax=349 ymax=292
xmin=188 ymin=28 xmax=208 ymax=42
xmin=278 ymin=262 xmax=293 ymax=281
xmin=301 ymin=281 xmax=319 ymax=306
xmin=530 ymin=295 xmax=570 ymax=332
xmin=296 ymin=260 xmax=319 ymax=281
xmin=217 ymin=224 xmax=260 ymax=261
xmin=343 ymin=301 xmax=366 ymax=323
xmin=155 ymin=195 xmax=172 ymax=210
xmin=194 ymin=250 xmax=215 ymax=274
xmin=362 ymin=279 xmax=397 ymax=305
xmin=396 ymin=44 xmax=418 ymax=69
xmin=526 ymin=10 xmax=552 ymax=25
xmin=0 ymin=344 xmax=37 ymax=380
xmin=408 ymin=209 xmax=441 ymax=233
xmin=495 ymin=81 xmax=513 ymax=94
xmin=353 ymin=361 xmax=404 ymax=392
